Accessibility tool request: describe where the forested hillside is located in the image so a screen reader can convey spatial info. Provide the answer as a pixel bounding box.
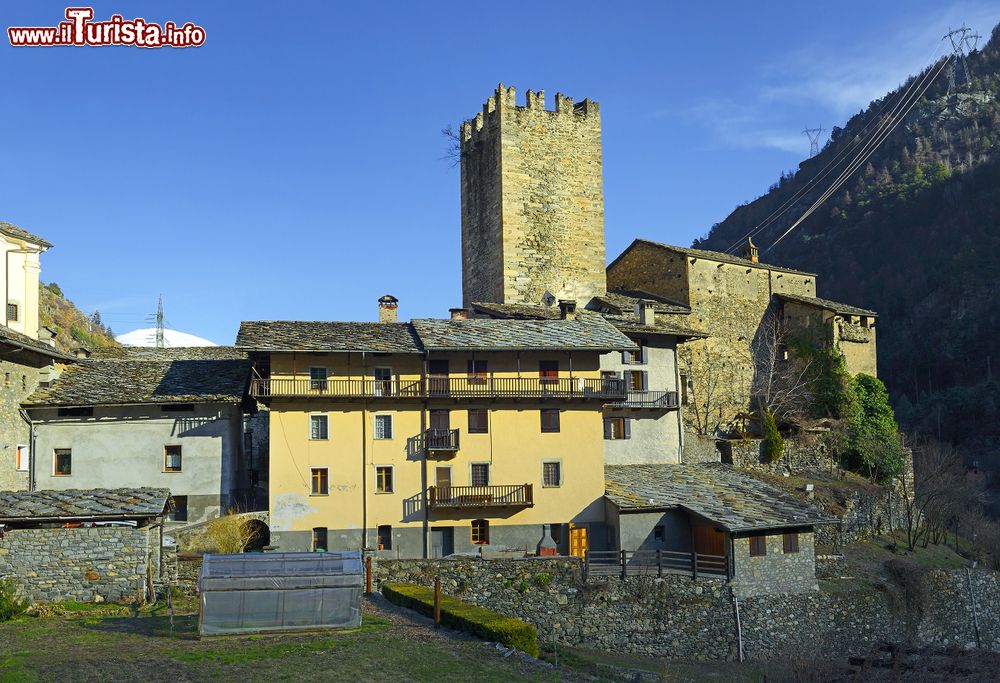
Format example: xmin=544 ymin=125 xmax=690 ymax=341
xmin=696 ymin=23 xmax=1000 ymax=452
xmin=39 ymin=282 xmax=118 ymax=354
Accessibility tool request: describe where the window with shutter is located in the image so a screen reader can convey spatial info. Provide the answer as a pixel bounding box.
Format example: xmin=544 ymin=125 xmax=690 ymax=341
xmin=540 ymin=409 xmax=560 ymax=433
xmin=749 ymin=534 xmax=767 ymax=557
xmin=782 ymin=533 xmax=800 ymax=553
xmin=468 ymin=409 xmax=488 ymax=433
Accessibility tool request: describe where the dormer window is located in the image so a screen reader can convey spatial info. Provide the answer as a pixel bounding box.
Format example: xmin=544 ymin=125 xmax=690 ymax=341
xmin=6 ymin=303 xmax=17 ymax=322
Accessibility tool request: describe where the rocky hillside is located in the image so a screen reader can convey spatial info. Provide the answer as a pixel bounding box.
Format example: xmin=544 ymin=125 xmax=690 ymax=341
xmin=695 ymin=23 xmax=1000 ymax=451
xmin=39 ymin=282 xmax=118 ymax=354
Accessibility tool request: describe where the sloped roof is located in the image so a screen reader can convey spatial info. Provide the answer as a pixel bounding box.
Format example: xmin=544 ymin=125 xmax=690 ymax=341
xmin=0 ymin=220 xmax=53 ymax=249
xmin=591 ymin=290 xmax=690 ymax=315
xmin=609 ymin=239 xmax=815 ymax=277
xmin=0 ymin=488 xmax=170 ymax=521
xmin=776 ymin=293 xmax=878 ymax=317
xmin=0 ymin=324 xmax=77 ymax=361
xmin=24 ymin=347 xmax=249 ymax=407
xmin=236 ymin=321 xmax=423 ymax=353
xmin=605 ymin=463 xmax=838 ymax=532
xmin=412 ymin=312 xmax=635 ymax=351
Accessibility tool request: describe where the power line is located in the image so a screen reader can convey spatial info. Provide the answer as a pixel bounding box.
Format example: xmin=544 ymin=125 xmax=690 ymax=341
xmin=802 ymin=127 xmax=825 ymax=157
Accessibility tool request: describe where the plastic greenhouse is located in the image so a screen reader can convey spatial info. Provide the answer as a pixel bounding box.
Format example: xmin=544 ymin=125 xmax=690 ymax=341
xmin=198 ymin=551 xmax=364 ymax=635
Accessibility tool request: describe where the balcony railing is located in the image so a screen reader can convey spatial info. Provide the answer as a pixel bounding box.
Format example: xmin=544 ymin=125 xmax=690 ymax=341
xmin=427 ymin=484 xmax=533 ymax=510
xmin=422 ymin=428 xmax=460 ymax=451
xmin=585 ymin=549 xmax=729 ymax=580
xmin=250 ymin=376 xmax=625 ymax=401
xmin=607 ymin=390 xmax=679 ymax=409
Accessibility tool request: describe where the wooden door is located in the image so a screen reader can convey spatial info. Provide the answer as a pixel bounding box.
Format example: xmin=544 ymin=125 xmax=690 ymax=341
xmin=428 ymin=359 xmax=449 ymax=396
xmin=568 ymin=524 xmax=588 ymax=558
xmin=692 ymin=524 xmax=727 ymax=557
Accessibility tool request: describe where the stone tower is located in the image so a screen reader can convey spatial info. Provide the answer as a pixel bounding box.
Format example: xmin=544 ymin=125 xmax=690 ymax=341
xmin=460 ymin=84 xmax=607 ymax=307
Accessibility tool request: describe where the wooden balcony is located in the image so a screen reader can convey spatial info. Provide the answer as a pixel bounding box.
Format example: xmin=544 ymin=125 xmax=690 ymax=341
xmin=250 ymin=376 xmax=625 ymax=401
xmin=421 ymin=428 xmax=460 ymax=453
xmin=427 ymin=484 xmax=533 ymax=510
xmin=607 ymin=390 xmax=679 ymax=409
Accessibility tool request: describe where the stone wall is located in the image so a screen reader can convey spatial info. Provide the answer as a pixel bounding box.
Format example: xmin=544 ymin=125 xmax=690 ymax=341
xmin=719 ymin=436 xmax=837 ymax=473
xmin=0 ymin=358 xmax=46 ymax=490
xmin=0 ymin=526 xmax=159 ymax=603
xmin=461 ymin=85 xmax=606 ymax=307
xmin=730 ymin=532 xmax=818 ymax=598
xmin=373 ymin=557 xmax=1000 ymax=660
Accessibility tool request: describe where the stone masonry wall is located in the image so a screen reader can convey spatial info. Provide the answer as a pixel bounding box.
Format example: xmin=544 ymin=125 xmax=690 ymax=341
xmin=461 ymin=85 xmax=606 ymax=307
xmin=0 ymin=359 xmax=45 ymax=490
xmin=373 ymin=557 xmax=1000 ymax=660
xmin=0 ymin=526 xmax=156 ymax=603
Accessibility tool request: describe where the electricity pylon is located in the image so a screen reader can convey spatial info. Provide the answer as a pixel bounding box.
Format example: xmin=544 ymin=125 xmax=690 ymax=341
xmin=802 ymin=127 xmax=825 ymax=157
xmin=944 ymin=25 xmax=974 ymax=91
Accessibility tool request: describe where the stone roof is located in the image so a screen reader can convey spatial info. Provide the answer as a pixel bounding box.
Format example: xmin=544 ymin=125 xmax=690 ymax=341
xmin=0 ymin=324 xmax=77 ymax=361
xmin=591 ymin=290 xmax=690 ymax=315
xmin=470 ymin=301 xmax=706 ymax=340
xmin=776 ymin=293 xmax=878 ymax=318
xmin=23 ymin=347 xmax=249 ymax=407
xmin=90 ymin=346 xmax=246 ymax=360
xmin=236 ymin=321 xmax=423 ymax=353
xmin=605 ymin=463 xmax=838 ymax=532
xmin=0 ymin=220 xmax=52 ymax=248
xmin=412 ymin=313 xmax=636 ymax=351
xmin=610 ymin=239 xmax=815 ymax=277
xmin=0 ymin=488 xmax=170 ymax=521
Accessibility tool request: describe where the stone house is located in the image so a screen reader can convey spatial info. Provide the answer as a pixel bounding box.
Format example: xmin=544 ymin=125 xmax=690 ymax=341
xmin=0 ymin=221 xmax=77 ymax=491
xmin=603 ymin=463 xmax=837 ymax=596
xmin=22 ymin=347 xmax=254 ymax=525
xmin=0 ymin=487 xmax=170 ymax=603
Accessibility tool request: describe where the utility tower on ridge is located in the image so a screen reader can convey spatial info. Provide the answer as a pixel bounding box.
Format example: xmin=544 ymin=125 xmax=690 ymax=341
xmin=146 ymin=295 xmax=166 ymax=348
xmin=944 ymin=25 xmax=976 ymax=91
xmin=802 ymin=127 xmax=825 ymax=157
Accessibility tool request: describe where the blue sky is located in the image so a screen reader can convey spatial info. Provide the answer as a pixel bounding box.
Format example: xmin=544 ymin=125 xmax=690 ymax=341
xmin=1 ymin=1 xmax=996 ymax=344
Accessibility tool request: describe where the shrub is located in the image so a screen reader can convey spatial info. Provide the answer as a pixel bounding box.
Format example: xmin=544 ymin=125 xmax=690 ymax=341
xmin=847 ymin=374 xmax=905 ymax=482
xmin=382 ymin=583 xmax=539 ymax=657
xmin=533 ymin=572 xmax=552 ymax=587
xmin=204 ymin=509 xmax=258 ymax=554
xmin=0 ymin=579 xmax=28 ymax=621
xmin=762 ymin=410 xmax=784 ymax=463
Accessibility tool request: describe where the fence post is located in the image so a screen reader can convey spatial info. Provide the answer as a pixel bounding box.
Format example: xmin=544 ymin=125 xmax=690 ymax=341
xmin=656 ymin=549 xmax=663 ymax=578
xmin=621 ymin=549 xmax=627 ymax=579
xmin=692 ymin=552 xmax=699 ymax=581
xmin=433 ymin=577 xmax=441 ymax=628
xmin=583 ymin=550 xmax=589 ymax=580
xmin=365 ymin=556 xmax=373 ymax=595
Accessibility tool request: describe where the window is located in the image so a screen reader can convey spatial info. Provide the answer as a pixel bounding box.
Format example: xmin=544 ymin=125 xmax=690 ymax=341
xmin=603 ymin=417 xmax=631 ymax=440
xmin=168 ymin=495 xmax=188 ymax=522
xmin=679 ymin=374 xmax=690 ymax=406
xmin=310 ymin=414 xmax=329 ymax=440
xmin=539 ymin=360 xmax=559 ymax=384
xmin=430 ymin=409 xmax=450 ymax=431
xmin=471 ymin=519 xmax=489 ymax=545
xmin=749 ymin=534 xmax=767 ymax=557
xmin=468 ymin=409 xmax=488 ymax=434
xmin=626 ymin=370 xmax=648 ymax=391
xmin=164 ymin=445 xmax=182 ymax=472
xmin=6 ymin=303 xmax=17 ymax=322
xmin=623 ymin=339 xmax=647 ymax=365
xmin=53 ymin=448 xmax=71 ymax=476
xmin=15 ymin=444 xmax=28 ymax=472
xmin=783 ymin=532 xmax=800 ymax=554
xmin=374 ymin=414 xmax=393 ymax=439
xmin=540 ymin=409 xmax=561 ymax=433
xmin=377 ymin=525 xmax=393 ymax=550
xmin=654 ymin=525 xmax=665 ymax=542
xmin=467 ymin=359 xmax=487 ymax=383
xmin=311 ymin=467 xmax=329 ymax=495
xmin=470 ymin=463 xmax=490 ymax=487
xmin=21 ymin=375 xmax=26 ymax=391
xmin=58 ymin=407 xmax=94 ymax=417
xmin=309 ymin=366 xmax=328 ymax=391
xmin=376 ymin=465 xmax=394 ymax=493
xmin=312 ymin=527 xmax=328 ymax=552
xmin=373 ymin=367 xmax=393 ymax=396
xmin=4 ymin=373 xmax=8 ymax=387
xmin=542 ymin=461 xmax=561 ymax=487
xmin=161 ymin=404 xmax=195 ymax=413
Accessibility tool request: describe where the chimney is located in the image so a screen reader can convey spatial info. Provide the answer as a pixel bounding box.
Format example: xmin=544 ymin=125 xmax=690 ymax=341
xmin=743 ymin=237 xmax=759 ymax=264
xmin=378 ymin=295 xmax=399 ymax=323
xmin=449 ymin=307 xmax=468 ymax=320
xmin=635 ymin=300 xmax=656 ymax=326
xmin=558 ymin=299 xmax=577 ymax=320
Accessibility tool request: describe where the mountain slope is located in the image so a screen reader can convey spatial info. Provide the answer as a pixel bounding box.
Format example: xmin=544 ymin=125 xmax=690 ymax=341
xmin=39 ymin=282 xmax=118 ymax=354
xmin=696 ymin=24 xmax=1000 ymax=446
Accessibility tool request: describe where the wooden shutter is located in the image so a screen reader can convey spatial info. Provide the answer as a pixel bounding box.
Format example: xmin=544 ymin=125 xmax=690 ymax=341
xmin=623 ymin=418 xmax=631 ymax=440
xmin=603 ymin=418 xmax=612 ymax=440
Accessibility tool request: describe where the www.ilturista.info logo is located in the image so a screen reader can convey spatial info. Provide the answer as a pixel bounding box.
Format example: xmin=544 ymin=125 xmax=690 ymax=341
xmin=8 ymin=7 xmax=206 ymax=48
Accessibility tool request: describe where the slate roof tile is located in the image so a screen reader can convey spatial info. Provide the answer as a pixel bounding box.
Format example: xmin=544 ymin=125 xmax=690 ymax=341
xmin=776 ymin=293 xmax=878 ymax=317
xmin=0 ymin=221 xmax=53 ymax=248
xmin=612 ymin=239 xmax=815 ymax=277
xmin=411 ymin=313 xmax=635 ymax=351
xmin=0 ymin=488 xmax=170 ymax=521
xmin=236 ymin=321 xmax=423 ymax=353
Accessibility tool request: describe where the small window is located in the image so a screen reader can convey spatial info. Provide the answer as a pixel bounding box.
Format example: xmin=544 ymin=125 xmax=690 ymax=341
xmin=783 ymin=532 xmax=800 ymax=554
xmin=603 ymin=417 xmax=631 ymax=440
xmin=467 ymin=359 xmax=487 ymax=383
xmin=53 ymin=448 xmax=71 ymax=476
xmin=377 ymin=525 xmax=393 ymax=550
xmin=471 ymin=519 xmax=489 ymax=545
xmin=468 ymin=409 xmax=488 ymax=434
xmin=21 ymin=375 xmax=26 ymax=391
xmin=6 ymin=303 xmax=18 ymax=322
xmin=679 ymin=374 xmax=690 ymax=406
xmin=626 ymin=370 xmax=647 ymax=391
xmin=311 ymin=467 xmax=329 ymax=495
xmin=15 ymin=444 xmax=29 ymax=472
xmin=750 ymin=535 xmax=767 ymax=557
xmin=540 ymin=409 xmax=561 ymax=433
xmin=310 ymin=414 xmax=329 ymax=440
xmin=539 ymin=360 xmax=559 ymax=383
xmin=164 ymin=445 xmax=182 ymax=472
xmin=312 ymin=527 xmax=328 ymax=552
xmin=542 ymin=461 xmax=561 ymax=487
xmin=161 ymin=404 xmax=195 ymax=413
xmin=58 ymin=407 xmax=94 ymax=417
xmin=654 ymin=525 xmax=665 ymax=542
xmin=376 ymin=465 xmax=394 ymax=493
xmin=309 ymin=367 xmax=328 ymax=391
xmin=168 ymin=495 xmax=188 ymax=522
xmin=471 ymin=463 xmax=489 ymax=487
xmin=4 ymin=373 xmax=8 ymax=387
xmin=374 ymin=414 xmax=393 ymax=440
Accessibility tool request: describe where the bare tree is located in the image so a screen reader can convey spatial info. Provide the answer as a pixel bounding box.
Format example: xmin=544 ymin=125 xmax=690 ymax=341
xmin=680 ymin=345 xmax=727 ymax=436
xmin=441 ymin=125 xmax=461 ymax=167
xmin=750 ymin=311 xmax=815 ymax=425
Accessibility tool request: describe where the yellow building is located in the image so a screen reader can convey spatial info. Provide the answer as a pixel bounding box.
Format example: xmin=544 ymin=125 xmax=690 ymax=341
xmin=236 ymin=299 xmax=635 ymax=558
